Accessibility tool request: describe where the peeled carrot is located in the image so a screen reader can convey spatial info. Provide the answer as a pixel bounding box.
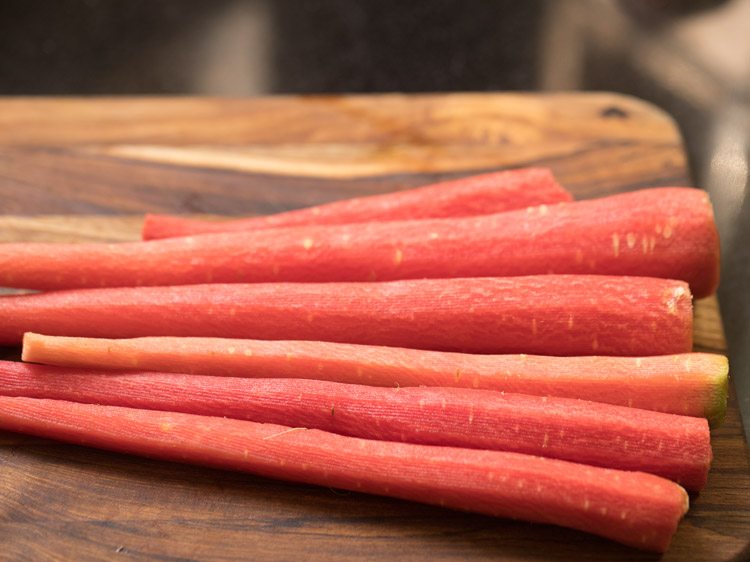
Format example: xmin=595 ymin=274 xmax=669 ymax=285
xmin=0 ymin=276 xmax=693 ymax=355
xmin=22 ymin=334 xmax=728 ymax=427
xmin=0 ymin=396 xmax=689 ymax=551
xmin=142 ymin=167 xmax=571 ymax=240
xmin=0 ymin=361 xmax=713 ymax=490
xmin=0 ymin=188 xmax=719 ymax=297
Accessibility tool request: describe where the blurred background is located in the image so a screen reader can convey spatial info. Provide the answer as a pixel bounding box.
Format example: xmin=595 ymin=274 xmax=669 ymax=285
xmin=2 ymin=0 xmax=748 ymax=188
xmin=1 ymin=0 xmax=749 ymax=413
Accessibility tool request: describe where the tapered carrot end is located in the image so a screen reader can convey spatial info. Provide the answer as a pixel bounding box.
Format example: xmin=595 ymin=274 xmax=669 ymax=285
xmin=142 ymin=214 xmax=168 ymax=241
xmin=142 ymin=214 xmax=201 ymax=241
xmin=20 ymin=332 xmax=41 ymax=363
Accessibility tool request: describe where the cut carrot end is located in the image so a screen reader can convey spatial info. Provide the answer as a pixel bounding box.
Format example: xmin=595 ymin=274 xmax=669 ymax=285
xmin=704 ymin=355 xmax=729 ymax=428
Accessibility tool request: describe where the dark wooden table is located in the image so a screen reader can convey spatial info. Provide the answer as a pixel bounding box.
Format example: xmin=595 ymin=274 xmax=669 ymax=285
xmin=0 ymin=93 xmax=747 ymax=561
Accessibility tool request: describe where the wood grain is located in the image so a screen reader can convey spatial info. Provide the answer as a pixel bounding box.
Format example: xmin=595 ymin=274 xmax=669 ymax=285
xmin=0 ymin=93 xmax=686 ymax=215
xmin=0 ymin=93 xmax=747 ymax=562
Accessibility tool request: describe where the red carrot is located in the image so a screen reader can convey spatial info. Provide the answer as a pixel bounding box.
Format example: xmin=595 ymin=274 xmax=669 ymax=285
xmin=0 ymin=396 xmax=689 ymax=551
xmin=142 ymin=167 xmax=571 ymax=240
xmin=22 ymin=334 xmax=728 ymax=427
xmin=0 ymin=276 xmax=693 ymax=355
xmin=0 ymin=361 xmax=713 ymax=490
xmin=0 ymin=188 xmax=719 ymax=297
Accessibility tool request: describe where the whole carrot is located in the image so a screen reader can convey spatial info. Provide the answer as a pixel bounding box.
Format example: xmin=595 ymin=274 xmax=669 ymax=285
xmin=143 ymin=167 xmax=571 ymax=239
xmin=0 ymin=276 xmax=693 ymax=355
xmin=22 ymin=334 xmax=728 ymax=426
xmin=0 ymin=361 xmax=713 ymax=490
xmin=0 ymin=188 xmax=719 ymax=297
xmin=0 ymin=396 xmax=689 ymax=551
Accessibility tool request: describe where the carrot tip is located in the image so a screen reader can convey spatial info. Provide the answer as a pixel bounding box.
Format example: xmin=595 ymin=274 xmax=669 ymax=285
xmin=20 ymin=332 xmax=37 ymax=362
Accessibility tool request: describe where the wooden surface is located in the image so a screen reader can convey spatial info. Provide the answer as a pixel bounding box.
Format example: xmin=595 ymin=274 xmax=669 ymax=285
xmin=0 ymin=93 xmax=747 ymax=561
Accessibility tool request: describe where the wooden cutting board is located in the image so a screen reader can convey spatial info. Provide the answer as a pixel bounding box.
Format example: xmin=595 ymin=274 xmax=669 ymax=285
xmin=0 ymin=94 xmax=747 ymax=561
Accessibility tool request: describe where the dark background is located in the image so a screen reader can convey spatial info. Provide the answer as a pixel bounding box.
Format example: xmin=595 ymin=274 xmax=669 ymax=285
xmin=0 ymin=0 xmax=545 ymax=95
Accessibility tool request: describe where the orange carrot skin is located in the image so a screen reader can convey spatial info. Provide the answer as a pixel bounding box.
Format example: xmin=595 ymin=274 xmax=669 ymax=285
xmin=0 ymin=361 xmax=713 ymax=490
xmin=22 ymin=334 xmax=728 ymax=427
xmin=142 ymin=167 xmax=571 ymax=240
xmin=0 ymin=276 xmax=693 ymax=355
xmin=0 ymin=396 xmax=689 ymax=551
xmin=0 ymin=188 xmax=719 ymax=297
